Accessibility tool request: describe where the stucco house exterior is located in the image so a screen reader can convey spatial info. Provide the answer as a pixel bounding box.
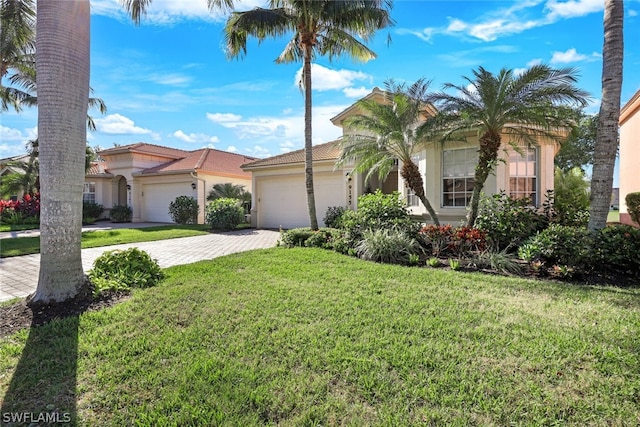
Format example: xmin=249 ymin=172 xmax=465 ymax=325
xmin=85 ymin=143 xmax=256 ymax=224
xmin=243 ymin=88 xmax=560 ymax=229
xmin=619 ymin=89 xmax=640 ymax=226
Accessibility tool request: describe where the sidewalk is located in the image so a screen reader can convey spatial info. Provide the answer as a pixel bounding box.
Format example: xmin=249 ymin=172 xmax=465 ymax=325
xmin=0 ymin=229 xmax=280 ymax=302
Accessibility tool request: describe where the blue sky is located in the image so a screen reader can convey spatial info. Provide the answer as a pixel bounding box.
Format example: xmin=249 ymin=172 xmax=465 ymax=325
xmin=2 ymin=0 xmax=639 ymax=180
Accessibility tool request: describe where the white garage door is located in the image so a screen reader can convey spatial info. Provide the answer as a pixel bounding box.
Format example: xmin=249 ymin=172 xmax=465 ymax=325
xmin=258 ymin=173 xmax=344 ymax=229
xmin=143 ymin=182 xmax=192 ymax=223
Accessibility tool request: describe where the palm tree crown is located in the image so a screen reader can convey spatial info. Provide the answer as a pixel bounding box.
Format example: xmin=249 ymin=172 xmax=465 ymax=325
xmin=430 ymin=64 xmax=589 ymax=227
xmin=224 ymin=0 xmax=393 ymax=230
xmin=337 ymin=79 xmax=440 ymax=225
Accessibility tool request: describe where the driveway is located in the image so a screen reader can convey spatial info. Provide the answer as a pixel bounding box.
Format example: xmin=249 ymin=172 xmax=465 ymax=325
xmin=0 ymin=229 xmax=280 ymax=302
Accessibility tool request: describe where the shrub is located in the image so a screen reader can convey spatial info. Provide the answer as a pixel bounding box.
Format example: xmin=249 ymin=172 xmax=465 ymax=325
xmin=355 ymin=228 xmax=422 ymax=265
xmin=83 ymin=202 xmax=104 ymax=222
xmin=549 ymin=167 xmax=591 ymax=227
xmin=475 ymin=191 xmax=547 ymax=251
xmin=518 ymin=225 xmax=592 ymax=273
xmin=323 ymin=206 xmax=346 ymax=228
xmin=590 ymin=225 xmax=640 ymax=277
xmin=418 ymin=224 xmax=486 ymax=258
xmin=205 ymin=198 xmax=244 ymax=230
xmin=468 ymin=250 xmax=523 ymax=275
xmin=88 ymin=248 xmax=165 ymax=296
xmin=110 ymin=204 xmax=132 ymax=223
xmin=280 ymin=228 xmax=315 ymax=247
xmin=337 ymin=190 xmax=418 ymax=240
xmin=169 ymin=196 xmax=199 ymax=224
xmin=16 ymin=193 xmax=40 ymax=218
xmin=626 ymin=192 xmax=640 ymax=225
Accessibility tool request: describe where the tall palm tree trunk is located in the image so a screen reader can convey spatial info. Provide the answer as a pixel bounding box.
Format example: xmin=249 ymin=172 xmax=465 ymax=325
xmin=467 ymin=131 xmax=501 ymax=227
xmin=589 ymin=0 xmax=623 ymax=231
xmin=303 ymin=42 xmax=319 ymax=230
xmin=401 ymin=161 xmax=439 ymax=225
xmin=30 ymin=0 xmax=90 ymax=304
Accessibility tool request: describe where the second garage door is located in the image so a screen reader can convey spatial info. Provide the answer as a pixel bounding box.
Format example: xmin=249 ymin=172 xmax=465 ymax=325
xmin=142 ymin=182 xmax=193 ymax=223
xmin=257 ymin=173 xmax=344 ymax=229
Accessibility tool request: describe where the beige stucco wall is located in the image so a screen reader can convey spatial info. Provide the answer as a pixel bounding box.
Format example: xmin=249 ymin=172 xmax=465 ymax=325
xmin=400 ymin=133 xmax=558 ymax=225
xmin=619 ymin=90 xmax=640 ymax=226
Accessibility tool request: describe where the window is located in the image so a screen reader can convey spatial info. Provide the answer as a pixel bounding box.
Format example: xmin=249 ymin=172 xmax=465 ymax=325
xmin=83 ymin=182 xmax=96 ymax=204
xmin=406 ymin=155 xmax=420 ymax=207
xmin=509 ymin=147 xmax=537 ymax=205
xmin=442 ymin=148 xmax=477 ymax=207
xmin=406 ymin=187 xmax=419 ymax=207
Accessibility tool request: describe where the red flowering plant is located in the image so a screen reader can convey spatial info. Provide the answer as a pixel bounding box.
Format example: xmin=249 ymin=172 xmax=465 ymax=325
xmin=419 ymin=224 xmax=486 ymax=257
xmin=17 ymin=193 xmax=40 ymax=218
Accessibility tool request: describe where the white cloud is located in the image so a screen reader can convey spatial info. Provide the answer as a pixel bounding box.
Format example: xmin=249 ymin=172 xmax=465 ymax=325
xmin=226 ymin=145 xmax=238 ymax=153
xmin=629 ymin=9 xmax=638 ymax=17
xmin=91 ymin=0 xmax=265 ymax=25
xmin=94 ymin=114 xmax=157 ymax=139
xmin=343 ymin=86 xmax=372 ymax=98
xmin=147 ymin=73 xmax=191 ymax=86
xmin=0 ymin=126 xmax=25 ymax=142
xmin=244 ymin=145 xmax=272 ymax=158
xmin=399 ymin=0 xmax=604 ymax=43
xmin=206 ymin=112 xmax=243 ymax=123
xmin=294 ymin=64 xmax=372 ymax=92
xmin=279 ymin=141 xmax=296 ymax=153
xmin=550 ymin=48 xmax=600 ymax=64
xmin=173 ymin=130 xmax=219 ymax=144
xmin=544 ymin=0 xmax=603 ymax=20
xmin=206 ymin=104 xmax=346 ymax=147
xmin=514 ymin=58 xmax=543 ymax=75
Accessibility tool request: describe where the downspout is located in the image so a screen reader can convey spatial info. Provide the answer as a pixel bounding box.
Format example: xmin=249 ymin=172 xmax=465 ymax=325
xmin=190 ymin=171 xmax=206 ymax=224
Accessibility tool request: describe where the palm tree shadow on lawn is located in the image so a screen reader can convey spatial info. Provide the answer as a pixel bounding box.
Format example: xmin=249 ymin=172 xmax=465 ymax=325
xmin=1 ymin=298 xmax=87 ymax=425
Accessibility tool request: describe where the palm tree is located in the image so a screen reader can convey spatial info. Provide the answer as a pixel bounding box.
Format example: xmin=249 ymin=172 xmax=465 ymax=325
xmin=430 ymin=65 xmax=589 ymax=227
xmin=224 ymin=0 xmax=393 ymax=230
xmin=30 ymin=0 xmax=236 ymax=303
xmin=337 ymin=79 xmax=440 ymax=225
xmin=207 ymin=182 xmax=250 ymax=202
xmin=588 ymin=0 xmax=623 ymax=231
xmin=0 ymin=139 xmax=39 ymax=197
xmin=0 ymin=0 xmax=35 ymax=111
xmin=30 ymin=0 xmax=91 ymax=304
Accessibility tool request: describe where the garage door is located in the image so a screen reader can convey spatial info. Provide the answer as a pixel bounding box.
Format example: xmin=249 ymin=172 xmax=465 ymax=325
xmin=258 ymin=173 xmax=344 ymax=229
xmin=143 ymin=182 xmax=192 ymax=223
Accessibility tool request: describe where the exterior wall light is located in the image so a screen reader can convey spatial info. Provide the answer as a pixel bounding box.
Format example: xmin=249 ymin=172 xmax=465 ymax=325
xmin=191 ymin=182 xmax=197 ymax=190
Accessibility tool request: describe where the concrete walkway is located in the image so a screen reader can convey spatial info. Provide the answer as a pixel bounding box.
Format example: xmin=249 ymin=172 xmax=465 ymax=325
xmin=0 ymin=229 xmax=280 ymax=302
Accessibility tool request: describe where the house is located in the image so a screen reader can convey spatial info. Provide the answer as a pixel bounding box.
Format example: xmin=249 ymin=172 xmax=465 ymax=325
xmin=619 ymin=89 xmax=640 ymax=226
xmin=242 ymin=88 xmax=560 ymax=229
xmin=85 ymin=143 xmax=256 ymax=223
xmin=0 ymin=154 xmax=31 ymax=200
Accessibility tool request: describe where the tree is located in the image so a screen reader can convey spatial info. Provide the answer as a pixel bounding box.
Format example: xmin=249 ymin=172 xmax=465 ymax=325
xmin=0 ymin=0 xmax=35 ymax=111
xmin=337 ymin=79 xmax=440 ymax=225
xmin=555 ymin=112 xmax=597 ymax=172
xmin=207 ymin=182 xmax=251 ymax=213
xmin=430 ymin=65 xmax=588 ymax=227
xmin=588 ymin=0 xmax=623 ymax=231
xmin=30 ymin=0 xmax=91 ymax=304
xmin=28 ymin=0 xmax=234 ymax=304
xmin=0 ymin=139 xmax=38 ymax=197
xmin=224 ymin=0 xmax=393 ymax=230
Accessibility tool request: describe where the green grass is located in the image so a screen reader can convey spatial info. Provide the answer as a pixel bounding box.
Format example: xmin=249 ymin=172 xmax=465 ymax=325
xmin=607 ymin=210 xmax=620 ymax=223
xmin=1 ymin=248 xmax=639 ymax=425
xmin=0 ymin=224 xmax=211 ymax=257
xmin=0 ymin=223 xmax=39 ymax=232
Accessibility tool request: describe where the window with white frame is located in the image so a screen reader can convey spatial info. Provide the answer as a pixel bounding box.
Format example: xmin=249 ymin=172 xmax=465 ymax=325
xmin=406 ymin=155 xmax=421 ymax=207
xmin=508 ymin=146 xmax=538 ymax=205
xmin=442 ymin=148 xmax=478 ymax=207
xmin=83 ymin=182 xmax=96 ymax=204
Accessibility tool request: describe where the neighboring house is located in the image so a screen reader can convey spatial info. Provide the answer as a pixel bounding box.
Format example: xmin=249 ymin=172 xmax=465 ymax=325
xmin=85 ymin=143 xmax=256 ymax=223
xmin=619 ymin=89 xmax=640 ymax=226
xmin=0 ymin=154 xmax=30 ymax=200
xmin=243 ymin=88 xmax=560 ymax=229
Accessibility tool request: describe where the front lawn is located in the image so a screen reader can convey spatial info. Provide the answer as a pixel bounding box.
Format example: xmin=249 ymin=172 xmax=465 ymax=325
xmin=0 ymin=224 xmax=211 ymax=257
xmin=1 ymin=248 xmax=639 ymax=425
xmin=0 ymin=224 xmax=39 ymax=232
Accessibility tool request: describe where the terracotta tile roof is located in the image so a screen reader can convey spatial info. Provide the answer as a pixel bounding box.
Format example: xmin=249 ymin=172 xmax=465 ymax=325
xmin=98 ymin=142 xmax=188 ymax=159
xmin=140 ymin=148 xmax=256 ymax=178
xmin=86 ymin=161 xmax=112 ymax=176
xmin=241 ymin=140 xmax=342 ymax=170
